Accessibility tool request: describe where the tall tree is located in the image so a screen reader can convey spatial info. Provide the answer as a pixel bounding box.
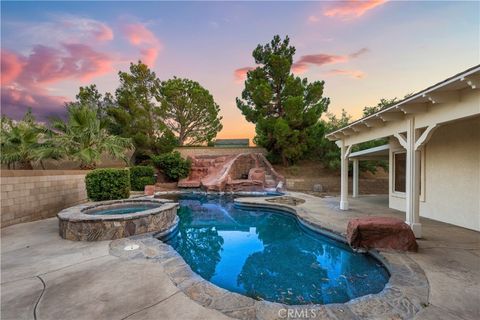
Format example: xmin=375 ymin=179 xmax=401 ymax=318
xmin=66 ymin=84 xmax=114 ymax=121
xmin=108 ymin=61 xmax=176 ymax=162
xmin=51 ymin=105 xmax=132 ymax=169
xmin=159 ymin=77 xmax=223 ymax=146
xmin=236 ymin=35 xmax=330 ymax=165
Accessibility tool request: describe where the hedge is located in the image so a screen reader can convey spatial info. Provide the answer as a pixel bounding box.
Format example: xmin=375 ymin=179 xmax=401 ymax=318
xmin=129 ymin=166 xmax=155 ymax=191
xmin=151 ymin=151 xmax=191 ymax=181
xmin=85 ymin=168 xmax=130 ymax=201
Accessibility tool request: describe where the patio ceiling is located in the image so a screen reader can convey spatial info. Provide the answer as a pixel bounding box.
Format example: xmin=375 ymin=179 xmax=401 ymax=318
xmin=349 ymin=144 xmax=389 ymax=160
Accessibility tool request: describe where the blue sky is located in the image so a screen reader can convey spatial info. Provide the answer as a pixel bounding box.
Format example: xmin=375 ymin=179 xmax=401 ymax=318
xmin=2 ymin=1 xmax=479 ymax=140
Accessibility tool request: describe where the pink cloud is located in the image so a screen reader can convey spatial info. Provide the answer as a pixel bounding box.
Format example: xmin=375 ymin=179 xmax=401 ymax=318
xmin=1 ymin=16 xmax=115 ymax=121
xmin=1 ymin=50 xmax=24 ymax=85
xmin=94 ymin=23 xmax=114 ymax=41
xmin=123 ymin=23 xmax=162 ymax=67
xmin=234 ymin=67 xmax=255 ymax=82
xmin=292 ymin=48 xmax=368 ymax=74
xmin=1 ymin=44 xmax=112 ymax=121
xmin=291 ymin=62 xmax=309 ymax=74
xmin=324 ymin=0 xmax=387 ymax=19
xmin=308 ymin=15 xmax=320 ymax=23
xmin=1 ymin=86 xmax=68 ymax=121
xmin=326 ymin=69 xmax=366 ymax=79
xmin=18 ymin=43 xmax=112 ymax=85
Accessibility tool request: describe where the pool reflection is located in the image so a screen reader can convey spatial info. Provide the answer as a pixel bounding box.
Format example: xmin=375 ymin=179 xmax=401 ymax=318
xmin=165 ymin=194 xmax=388 ymax=305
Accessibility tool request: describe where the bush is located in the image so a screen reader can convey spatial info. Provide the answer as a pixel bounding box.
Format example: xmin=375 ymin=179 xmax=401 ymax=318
xmin=85 ymin=168 xmax=130 ymax=201
xmin=129 ymin=166 xmax=155 ymax=191
xmin=152 ymin=151 xmax=191 ymax=181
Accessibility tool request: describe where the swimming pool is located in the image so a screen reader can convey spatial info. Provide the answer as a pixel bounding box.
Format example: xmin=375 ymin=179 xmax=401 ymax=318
xmin=164 ymin=193 xmax=389 ymax=305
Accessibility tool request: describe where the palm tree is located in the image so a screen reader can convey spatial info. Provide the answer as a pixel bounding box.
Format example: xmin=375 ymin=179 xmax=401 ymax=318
xmin=51 ymin=105 xmax=133 ymax=169
xmin=0 ymin=110 xmax=61 ymax=169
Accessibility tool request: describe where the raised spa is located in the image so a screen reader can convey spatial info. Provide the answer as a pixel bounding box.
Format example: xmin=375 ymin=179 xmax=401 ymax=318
xmin=58 ymin=199 xmax=178 ymax=241
xmin=86 ymin=203 xmax=160 ymax=215
xmin=162 ymin=193 xmax=389 ymax=305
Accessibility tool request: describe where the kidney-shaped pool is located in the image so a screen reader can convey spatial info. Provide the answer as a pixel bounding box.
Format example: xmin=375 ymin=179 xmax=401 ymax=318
xmin=162 ymin=193 xmax=389 ymax=305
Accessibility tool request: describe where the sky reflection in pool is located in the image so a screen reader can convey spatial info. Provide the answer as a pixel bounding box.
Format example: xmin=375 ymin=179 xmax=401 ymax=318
xmin=165 ymin=194 xmax=389 ymax=305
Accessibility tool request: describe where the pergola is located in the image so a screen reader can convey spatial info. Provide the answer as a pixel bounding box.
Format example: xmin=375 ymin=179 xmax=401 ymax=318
xmin=326 ymin=65 xmax=480 ymax=238
xmin=348 ymin=144 xmax=389 ymax=198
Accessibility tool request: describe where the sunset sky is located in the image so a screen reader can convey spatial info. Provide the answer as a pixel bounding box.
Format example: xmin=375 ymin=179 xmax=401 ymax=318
xmin=1 ymin=1 xmax=479 ymax=142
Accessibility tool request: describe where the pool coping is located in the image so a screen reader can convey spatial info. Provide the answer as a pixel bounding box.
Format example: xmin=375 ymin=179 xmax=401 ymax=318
xmin=109 ymin=194 xmax=430 ymax=320
xmin=57 ymin=198 xmax=179 ymax=241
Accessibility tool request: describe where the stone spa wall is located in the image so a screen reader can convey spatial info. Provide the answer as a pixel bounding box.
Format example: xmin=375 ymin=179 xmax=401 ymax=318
xmin=1 ymin=170 xmax=88 ymax=227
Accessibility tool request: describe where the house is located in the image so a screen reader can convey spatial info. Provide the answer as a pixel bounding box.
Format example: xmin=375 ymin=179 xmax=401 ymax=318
xmin=326 ymin=65 xmax=480 ymax=236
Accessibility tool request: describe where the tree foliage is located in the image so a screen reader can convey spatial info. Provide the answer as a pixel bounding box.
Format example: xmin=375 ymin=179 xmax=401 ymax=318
xmin=159 ymin=77 xmax=222 ymax=146
xmin=0 ymin=109 xmax=62 ymax=169
xmin=107 ymin=62 xmax=170 ymax=162
xmin=236 ymin=35 xmax=329 ymax=165
xmin=362 ymin=97 xmax=399 ymax=117
xmin=152 ymin=151 xmax=191 ymax=181
xmin=51 ymin=105 xmax=133 ymax=169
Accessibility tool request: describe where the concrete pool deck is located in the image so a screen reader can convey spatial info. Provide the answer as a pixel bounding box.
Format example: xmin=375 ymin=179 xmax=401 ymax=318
xmin=1 ymin=193 xmax=479 ymax=320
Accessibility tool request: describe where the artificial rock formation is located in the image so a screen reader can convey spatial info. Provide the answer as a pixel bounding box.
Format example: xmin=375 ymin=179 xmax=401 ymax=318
xmin=178 ymin=153 xmax=285 ymax=192
xmin=346 ymin=217 xmax=418 ymax=252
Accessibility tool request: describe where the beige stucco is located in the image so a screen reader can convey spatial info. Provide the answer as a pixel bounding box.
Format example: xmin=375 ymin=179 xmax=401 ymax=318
xmin=420 ymin=117 xmax=479 ymax=230
xmin=332 ymin=67 xmax=480 ymax=234
xmin=388 ymin=117 xmax=480 ymax=231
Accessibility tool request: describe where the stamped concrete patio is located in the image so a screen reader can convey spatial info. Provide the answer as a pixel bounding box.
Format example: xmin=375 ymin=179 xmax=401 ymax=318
xmin=1 ymin=193 xmax=479 ymax=320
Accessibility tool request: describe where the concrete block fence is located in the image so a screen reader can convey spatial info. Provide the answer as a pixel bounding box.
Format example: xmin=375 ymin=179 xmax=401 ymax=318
xmin=1 ymin=170 xmax=88 ymax=227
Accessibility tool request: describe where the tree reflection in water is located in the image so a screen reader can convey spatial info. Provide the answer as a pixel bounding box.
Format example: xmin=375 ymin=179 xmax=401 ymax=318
xmin=168 ymin=201 xmax=224 ymax=280
xmin=165 ymin=194 xmax=389 ymax=305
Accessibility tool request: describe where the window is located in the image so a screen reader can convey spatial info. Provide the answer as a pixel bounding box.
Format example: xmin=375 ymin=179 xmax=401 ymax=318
xmin=394 ymin=152 xmax=406 ymax=193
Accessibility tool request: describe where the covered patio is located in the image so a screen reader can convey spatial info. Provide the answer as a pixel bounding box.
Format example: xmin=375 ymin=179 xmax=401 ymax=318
xmin=326 ymin=65 xmax=480 ymax=237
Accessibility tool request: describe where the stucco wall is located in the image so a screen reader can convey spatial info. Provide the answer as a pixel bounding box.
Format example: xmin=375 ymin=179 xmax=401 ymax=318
xmin=421 ymin=116 xmax=480 ymax=230
xmin=1 ymin=170 xmax=88 ymax=227
xmin=174 ymin=147 xmax=267 ymax=158
xmin=388 ymin=116 xmax=480 ymax=231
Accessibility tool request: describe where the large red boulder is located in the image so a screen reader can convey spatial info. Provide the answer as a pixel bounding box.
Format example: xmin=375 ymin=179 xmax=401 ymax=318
xmin=346 ymin=217 xmax=418 ymax=252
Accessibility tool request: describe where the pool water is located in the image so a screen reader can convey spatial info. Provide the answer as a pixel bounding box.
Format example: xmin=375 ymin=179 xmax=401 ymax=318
xmin=164 ymin=194 xmax=389 ymax=305
xmin=89 ymin=206 xmax=152 ymax=215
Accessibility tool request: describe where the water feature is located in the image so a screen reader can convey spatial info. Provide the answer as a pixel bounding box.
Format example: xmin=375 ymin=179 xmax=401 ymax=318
xmin=162 ymin=193 xmax=389 ymax=305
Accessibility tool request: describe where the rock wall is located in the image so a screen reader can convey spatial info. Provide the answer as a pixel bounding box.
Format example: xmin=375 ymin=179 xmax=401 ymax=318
xmin=178 ymin=153 xmax=285 ymax=192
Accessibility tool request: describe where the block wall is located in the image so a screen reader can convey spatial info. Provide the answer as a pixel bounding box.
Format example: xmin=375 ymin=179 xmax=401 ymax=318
xmin=1 ymin=170 xmax=88 ymax=227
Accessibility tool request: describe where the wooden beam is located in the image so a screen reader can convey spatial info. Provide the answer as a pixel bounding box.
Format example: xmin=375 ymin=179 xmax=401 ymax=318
xmin=378 ymin=112 xmax=404 ymax=121
xmin=393 ymin=132 xmax=407 ymax=149
xmin=342 ymin=128 xmax=356 ymax=136
xmin=351 ymin=123 xmax=370 ymax=132
xmin=422 ymin=91 xmax=459 ymax=104
xmin=415 ymin=124 xmax=438 ymax=150
xmin=363 ymin=117 xmax=385 ymax=128
xmin=398 ymin=103 xmax=428 ymax=114
xmin=461 ymin=75 xmax=480 ymax=89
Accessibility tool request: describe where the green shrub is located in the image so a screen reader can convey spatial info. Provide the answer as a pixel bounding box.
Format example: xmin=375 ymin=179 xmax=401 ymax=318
xmin=152 ymin=151 xmax=191 ymax=181
xmin=85 ymin=168 xmax=130 ymax=201
xmin=129 ymin=166 xmax=155 ymax=191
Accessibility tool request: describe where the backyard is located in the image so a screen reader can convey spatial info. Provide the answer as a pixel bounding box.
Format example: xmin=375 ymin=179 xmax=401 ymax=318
xmin=1 ymin=1 xmax=479 ymax=320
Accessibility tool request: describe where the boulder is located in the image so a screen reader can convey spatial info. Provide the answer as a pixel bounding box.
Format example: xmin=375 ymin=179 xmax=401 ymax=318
xmin=346 ymin=217 xmax=418 ymax=252
xmin=144 ymin=185 xmax=155 ymax=196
